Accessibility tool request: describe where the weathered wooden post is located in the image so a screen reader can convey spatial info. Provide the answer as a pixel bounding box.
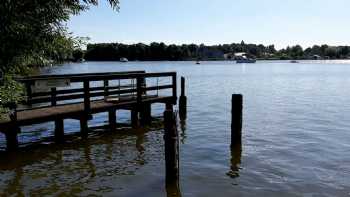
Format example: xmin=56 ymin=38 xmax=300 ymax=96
xmin=80 ymin=117 xmax=89 ymax=138
xmin=51 ymin=87 xmax=57 ymax=106
xmin=81 ymin=80 xmax=90 ymax=138
xmin=83 ymin=80 xmax=91 ymax=113
xmin=54 ymin=119 xmax=64 ymax=143
xmin=131 ymin=107 xmax=139 ymax=128
xmin=227 ymin=142 xmax=242 ymax=178
xmin=5 ymin=105 xmax=20 ymax=151
xmin=103 ymin=79 xmax=109 ymax=99
xmin=179 ymin=77 xmax=187 ymax=121
xmin=109 ymin=109 xmax=117 ymax=131
xmin=164 ymin=103 xmax=179 ymax=184
xmin=140 ymin=104 xmax=151 ymax=125
xmin=231 ymin=94 xmax=243 ymax=146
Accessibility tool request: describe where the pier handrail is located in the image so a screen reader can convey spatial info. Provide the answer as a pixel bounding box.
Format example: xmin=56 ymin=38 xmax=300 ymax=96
xmin=16 ymin=71 xmax=177 ymax=112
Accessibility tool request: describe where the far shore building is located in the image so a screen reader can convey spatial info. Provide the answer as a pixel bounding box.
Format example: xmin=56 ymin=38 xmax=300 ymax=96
xmin=224 ymin=52 xmax=247 ymax=60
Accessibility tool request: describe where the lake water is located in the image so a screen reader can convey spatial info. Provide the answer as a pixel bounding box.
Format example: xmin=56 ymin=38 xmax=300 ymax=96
xmin=1 ymin=60 xmax=350 ymax=196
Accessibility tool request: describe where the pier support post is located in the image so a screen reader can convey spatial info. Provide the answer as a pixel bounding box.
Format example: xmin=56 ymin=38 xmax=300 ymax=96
xmin=54 ymin=119 xmax=64 ymax=143
xmin=5 ymin=130 xmax=19 ymax=151
xmin=179 ymin=77 xmax=187 ymax=121
xmin=140 ymin=104 xmax=151 ymax=125
xmin=164 ymin=103 xmax=179 ymax=184
xmin=131 ymin=108 xmax=139 ymax=128
xmin=231 ymin=94 xmax=243 ymax=147
xmin=6 ymin=107 xmax=20 ymax=151
xmin=109 ymin=109 xmax=117 ymax=131
xmin=80 ymin=116 xmax=89 ymax=138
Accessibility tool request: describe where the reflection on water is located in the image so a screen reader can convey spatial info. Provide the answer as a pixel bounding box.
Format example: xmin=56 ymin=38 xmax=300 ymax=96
xmin=0 ymin=121 xmax=173 ymax=196
xmin=2 ymin=61 xmax=350 ymax=196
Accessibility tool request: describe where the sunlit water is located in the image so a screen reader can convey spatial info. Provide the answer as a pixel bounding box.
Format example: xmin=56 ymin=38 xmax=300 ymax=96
xmin=1 ymin=60 xmax=350 ymax=196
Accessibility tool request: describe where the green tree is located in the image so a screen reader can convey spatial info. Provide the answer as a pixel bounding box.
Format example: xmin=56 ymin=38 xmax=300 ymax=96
xmin=0 ymin=0 xmax=119 ymax=119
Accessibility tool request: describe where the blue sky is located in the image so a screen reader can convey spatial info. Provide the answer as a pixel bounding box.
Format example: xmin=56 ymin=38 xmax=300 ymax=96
xmin=68 ymin=0 xmax=350 ymax=49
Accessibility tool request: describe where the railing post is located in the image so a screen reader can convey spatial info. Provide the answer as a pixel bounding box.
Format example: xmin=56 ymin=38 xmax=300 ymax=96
xmin=26 ymin=83 xmax=32 ymax=106
xmin=231 ymin=94 xmax=243 ymax=146
xmin=6 ymin=104 xmax=20 ymax=151
xmin=51 ymin=87 xmax=57 ymax=106
xmin=104 ymin=79 xmax=109 ymax=99
xmin=136 ymin=76 xmax=143 ymax=106
xmin=179 ymin=77 xmax=187 ymax=120
xmin=83 ymin=80 xmax=90 ymax=113
xmin=172 ymin=73 xmax=177 ymax=104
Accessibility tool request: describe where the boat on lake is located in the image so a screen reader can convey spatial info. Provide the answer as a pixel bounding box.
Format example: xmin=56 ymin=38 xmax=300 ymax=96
xmin=290 ymin=60 xmax=299 ymax=63
xmin=120 ymin=57 xmax=128 ymax=62
xmin=234 ymin=52 xmax=256 ymax=63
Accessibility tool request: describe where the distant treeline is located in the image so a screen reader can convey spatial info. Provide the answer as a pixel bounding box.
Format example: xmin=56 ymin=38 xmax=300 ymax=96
xmin=80 ymin=41 xmax=350 ymax=61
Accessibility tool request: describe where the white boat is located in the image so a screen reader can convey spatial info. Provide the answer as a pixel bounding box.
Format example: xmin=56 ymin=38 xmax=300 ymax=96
xmin=120 ymin=57 xmax=128 ymax=62
xmin=235 ymin=53 xmax=256 ymax=63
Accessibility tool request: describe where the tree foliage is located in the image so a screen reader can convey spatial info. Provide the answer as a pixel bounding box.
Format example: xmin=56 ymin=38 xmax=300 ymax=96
xmin=85 ymin=42 xmax=350 ymax=61
xmin=0 ymin=0 xmax=119 ymax=119
xmin=0 ymin=0 xmax=119 ymax=73
xmin=85 ymin=42 xmax=277 ymax=61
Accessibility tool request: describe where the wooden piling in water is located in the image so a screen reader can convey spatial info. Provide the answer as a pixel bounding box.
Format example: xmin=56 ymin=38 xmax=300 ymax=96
xmin=109 ymin=109 xmax=117 ymax=131
xmin=6 ymin=108 xmax=20 ymax=151
xmin=131 ymin=108 xmax=139 ymax=128
xmin=5 ymin=131 xmax=19 ymax=151
xmin=54 ymin=119 xmax=64 ymax=143
xmin=80 ymin=116 xmax=89 ymax=138
xmin=179 ymin=77 xmax=187 ymax=121
xmin=140 ymin=104 xmax=151 ymax=125
xmin=164 ymin=103 xmax=179 ymax=184
xmin=231 ymin=94 xmax=243 ymax=146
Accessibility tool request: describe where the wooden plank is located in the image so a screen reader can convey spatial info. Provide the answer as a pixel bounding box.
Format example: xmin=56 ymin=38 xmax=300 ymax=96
xmin=31 ymin=84 xmax=135 ymax=97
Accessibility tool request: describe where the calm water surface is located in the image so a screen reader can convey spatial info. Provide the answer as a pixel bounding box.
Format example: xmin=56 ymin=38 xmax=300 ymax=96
xmin=1 ymin=61 xmax=350 ymax=196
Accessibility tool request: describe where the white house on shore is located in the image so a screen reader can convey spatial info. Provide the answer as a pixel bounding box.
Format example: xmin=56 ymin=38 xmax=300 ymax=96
xmin=224 ymin=52 xmax=247 ymax=60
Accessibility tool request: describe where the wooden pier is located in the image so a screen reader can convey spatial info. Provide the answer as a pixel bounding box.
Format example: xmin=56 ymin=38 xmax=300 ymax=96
xmin=0 ymin=71 xmax=177 ymax=151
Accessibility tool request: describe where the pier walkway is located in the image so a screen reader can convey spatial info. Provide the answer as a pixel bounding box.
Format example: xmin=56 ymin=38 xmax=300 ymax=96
xmin=0 ymin=71 xmax=177 ymax=151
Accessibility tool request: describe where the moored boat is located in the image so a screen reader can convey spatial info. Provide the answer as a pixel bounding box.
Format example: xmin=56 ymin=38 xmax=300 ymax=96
xmin=120 ymin=57 xmax=128 ymax=62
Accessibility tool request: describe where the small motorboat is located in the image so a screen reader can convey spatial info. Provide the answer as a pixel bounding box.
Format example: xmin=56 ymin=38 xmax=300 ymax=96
xmin=120 ymin=57 xmax=128 ymax=62
xmin=235 ymin=55 xmax=256 ymax=63
xmin=196 ymin=61 xmax=201 ymax=64
xmin=290 ymin=60 xmax=299 ymax=63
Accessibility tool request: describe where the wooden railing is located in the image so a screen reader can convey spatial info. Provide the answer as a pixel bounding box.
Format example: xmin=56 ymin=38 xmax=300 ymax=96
xmin=16 ymin=71 xmax=177 ymax=111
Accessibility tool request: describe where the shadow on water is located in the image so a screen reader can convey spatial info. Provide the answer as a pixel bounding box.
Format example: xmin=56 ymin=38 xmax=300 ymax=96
xmin=226 ymin=143 xmax=242 ymax=179
xmin=0 ymin=119 xmax=182 ymax=196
